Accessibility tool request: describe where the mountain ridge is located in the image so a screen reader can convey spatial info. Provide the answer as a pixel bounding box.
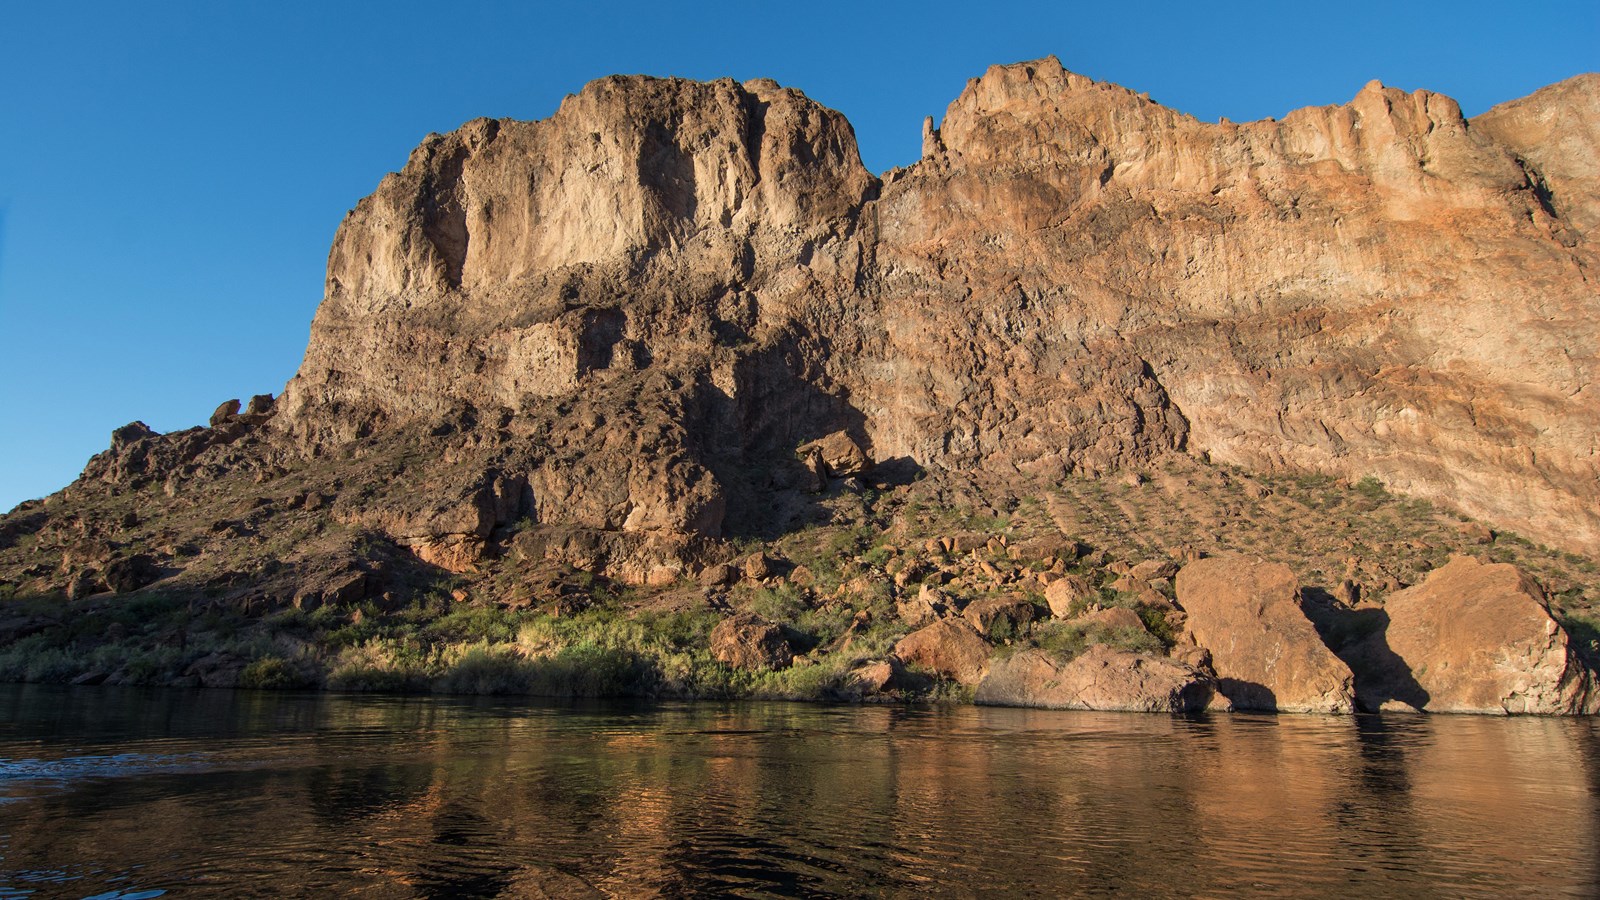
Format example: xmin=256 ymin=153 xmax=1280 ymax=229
xmin=1 ymin=58 xmax=1596 ymax=713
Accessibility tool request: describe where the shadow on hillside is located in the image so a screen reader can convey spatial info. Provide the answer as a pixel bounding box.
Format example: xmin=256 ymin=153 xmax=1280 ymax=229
xmin=689 ymin=326 xmax=924 ymax=541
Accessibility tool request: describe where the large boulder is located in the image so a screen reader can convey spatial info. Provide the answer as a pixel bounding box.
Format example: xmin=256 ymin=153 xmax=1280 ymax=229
xmin=797 ymin=431 xmax=870 ymax=477
xmin=209 ymin=399 xmax=241 ymax=427
xmin=962 ymin=594 xmax=1039 ymax=637
xmin=975 ymin=646 xmax=1214 ymax=712
xmin=1352 ymin=556 xmax=1599 ymax=714
xmin=1077 ymin=606 xmax=1148 ymax=634
xmin=103 ymin=554 xmax=159 ymax=593
xmin=893 ymin=619 xmax=992 ymax=685
xmin=1044 ymin=574 xmax=1094 ymax=618
xmin=1176 ymin=556 xmax=1354 ymax=713
xmin=711 ymin=613 xmax=793 ymax=671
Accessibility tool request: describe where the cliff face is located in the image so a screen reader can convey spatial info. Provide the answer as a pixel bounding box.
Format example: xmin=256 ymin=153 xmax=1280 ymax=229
xmin=4 ymin=59 xmax=1599 ymax=710
xmin=872 ymin=60 xmax=1598 ymax=551
xmin=273 ymin=58 xmax=1597 ymax=556
xmin=280 ymin=75 xmax=879 ymax=542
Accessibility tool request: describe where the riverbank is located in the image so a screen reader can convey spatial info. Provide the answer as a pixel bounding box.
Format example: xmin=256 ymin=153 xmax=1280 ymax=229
xmin=3 ymin=462 xmax=1597 ymax=714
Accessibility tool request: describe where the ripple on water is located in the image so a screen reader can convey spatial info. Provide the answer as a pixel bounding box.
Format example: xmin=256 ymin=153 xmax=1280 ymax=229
xmin=0 ymin=686 xmax=1596 ymax=898
xmin=0 ymin=753 xmax=211 ymax=803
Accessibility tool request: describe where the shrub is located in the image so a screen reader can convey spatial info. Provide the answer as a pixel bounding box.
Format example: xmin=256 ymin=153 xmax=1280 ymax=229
xmin=239 ymin=656 xmax=315 ymax=690
xmin=1353 ymin=476 xmax=1388 ymax=501
xmin=435 ymin=646 xmax=535 ymax=695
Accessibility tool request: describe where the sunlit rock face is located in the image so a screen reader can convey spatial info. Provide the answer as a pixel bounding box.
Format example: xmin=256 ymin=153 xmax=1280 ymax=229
xmin=873 ymin=58 xmax=1599 ymax=553
xmin=264 ymin=58 xmax=1598 ymax=557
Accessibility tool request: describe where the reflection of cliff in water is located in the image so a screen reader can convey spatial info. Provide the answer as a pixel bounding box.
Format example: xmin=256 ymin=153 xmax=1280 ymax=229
xmin=1 ymin=686 xmax=1597 ymax=897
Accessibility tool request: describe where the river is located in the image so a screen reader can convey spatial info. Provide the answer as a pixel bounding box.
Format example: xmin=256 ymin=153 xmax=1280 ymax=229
xmin=0 ymin=685 xmax=1596 ymax=897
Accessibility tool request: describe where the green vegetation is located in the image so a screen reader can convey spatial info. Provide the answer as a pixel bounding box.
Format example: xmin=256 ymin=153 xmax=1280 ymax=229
xmin=5 ymin=449 xmax=1599 ymax=707
xmin=1030 ymin=619 xmax=1165 ymax=659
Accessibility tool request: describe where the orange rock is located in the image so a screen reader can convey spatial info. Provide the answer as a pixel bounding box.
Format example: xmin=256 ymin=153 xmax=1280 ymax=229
xmin=1176 ymin=556 xmax=1354 ymax=713
xmin=1354 ymin=556 xmax=1599 ymax=714
xmin=1044 ymin=574 xmax=1093 ymax=618
xmin=893 ymin=619 xmax=992 ymax=685
xmin=975 ymin=647 xmax=1213 ymax=712
xmin=711 ymin=614 xmax=793 ymax=671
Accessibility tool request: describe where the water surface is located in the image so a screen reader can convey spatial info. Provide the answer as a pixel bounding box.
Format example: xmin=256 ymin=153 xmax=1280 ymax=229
xmin=0 ymin=685 xmax=1596 ymax=897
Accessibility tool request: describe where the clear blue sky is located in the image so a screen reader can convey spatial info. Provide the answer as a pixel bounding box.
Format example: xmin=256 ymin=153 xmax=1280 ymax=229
xmin=2 ymin=1 xmax=1595 ymax=511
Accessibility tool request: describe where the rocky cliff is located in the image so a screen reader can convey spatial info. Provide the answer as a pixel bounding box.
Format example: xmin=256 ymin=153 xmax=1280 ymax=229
xmin=274 ymin=57 xmax=1600 ymax=558
xmin=2 ymin=58 xmax=1597 ymax=711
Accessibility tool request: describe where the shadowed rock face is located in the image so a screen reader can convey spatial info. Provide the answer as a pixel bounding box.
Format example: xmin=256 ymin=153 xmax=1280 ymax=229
xmin=260 ymin=58 xmax=1599 ymax=560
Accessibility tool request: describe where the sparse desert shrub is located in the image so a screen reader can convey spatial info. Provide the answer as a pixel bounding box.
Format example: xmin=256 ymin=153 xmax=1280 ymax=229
xmin=239 ymin=655 xmax=315 ymax=690
xmin=1353 ymin=476 xmax=1388 ymax=501
xmin=1031 ymin=619 xmax=1164 ymax=660
xmin=743 ymin=584 xmax=809 ymax=625
xmin=435 ymin=645 xmax=535 ymax=695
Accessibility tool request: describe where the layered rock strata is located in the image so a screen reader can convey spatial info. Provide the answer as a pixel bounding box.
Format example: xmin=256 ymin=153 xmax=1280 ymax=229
xmin=264 ymin=59 xmax=1600 ymax=562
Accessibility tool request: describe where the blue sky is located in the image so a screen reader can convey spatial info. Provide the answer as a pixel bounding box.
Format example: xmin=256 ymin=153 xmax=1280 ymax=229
xmin=1 ymin=1 xmax=1595 ymax=511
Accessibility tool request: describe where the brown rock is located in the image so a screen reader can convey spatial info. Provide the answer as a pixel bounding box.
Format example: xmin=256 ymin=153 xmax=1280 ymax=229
xmin=1130 ymin=559 xmax=1179 ymax=581
xmin=185 ymin=652 xmax=249 ymax=688
xmin=209 ymin=399 xmax=240 ymax=427
xmin=797 ymin=449 xmax=827 ymax=493
xmin=893 ymin=619 xmax=992 ymax=685
xmin=698 ymin=563 xmax=736 ymax=588
xmin=975 ymin=646 xmax=1214 ymax=712
xmin=244 ymin=394 xmax=276 ymax=416
xmin=842 ymin=658 xmax=901 ymax=697
xmin=65 ymin=569 xmax=106 ymax=600
xmin=1081 ymin=605 xmax=1146 ymax=633
xmin=410 ymin=536 xmax=483 ymax=573
xmin=711 ymin=613 xmax=793 ymax=671
xmin=798 ymin=431 xmax=870 ymax=477
xmin=103 ymin=554 xmax=158 ymax=593
xmin=1044 ymin=574 xmax=1094 ymax=618
xmin=742 ymin=552 xmax=775 ymax=582
xmin=962 ymin=594 xmax=1039 ymax=636
xmin=1472 ymin=73 xmax=1600 ymax=235
xmin=1353 ymin=556 xmax=1599 ymax=714
xmin=1108 ymin=575 xmax=1144 ymax=594
xmin=1176 ymin=556 xmax=1355 ymax=713
xmin=896 ymin=584 xmax=947 ymax=628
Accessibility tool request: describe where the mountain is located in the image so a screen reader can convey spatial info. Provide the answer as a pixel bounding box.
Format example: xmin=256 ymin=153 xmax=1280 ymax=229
xmin=2 ymin=58 xmax=1596 ymax=713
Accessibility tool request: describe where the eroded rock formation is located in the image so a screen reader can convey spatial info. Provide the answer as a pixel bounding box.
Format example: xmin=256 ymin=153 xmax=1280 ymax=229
xmin=975 ymin=646 xmax=1214 ymax=712
xmin=265 ymin=59 xmax=1600 ymax=562
xmin=3 ymin=58 xmax=1598 ymax=712
xmin=1176 ymin=556 xmax=1356 ymax=713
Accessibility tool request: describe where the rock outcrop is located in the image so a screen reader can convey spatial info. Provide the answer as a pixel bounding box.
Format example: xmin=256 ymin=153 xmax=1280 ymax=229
xmin=871 ymin=60 xmax=1600 ymax=555
xmin=1350 ymin=557 xmax=1599 ymax=714
xmin=710 ymin=613 xmax=794 ymax=671
xmin=1176 ymin=556 xmax=1355 ymax=713
xmin=2 ymin=59 xmax=1598 ymax=714
xmin=257 ymin=58 xmax=1600 ymax=564
xmin=975 ymin=646 xmax=1214 ymax=712
xmin=893 ymin=619 xmax=992 ymax=685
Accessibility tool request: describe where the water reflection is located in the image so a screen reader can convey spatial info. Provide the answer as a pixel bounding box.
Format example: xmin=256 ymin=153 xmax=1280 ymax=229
xmin=0 ymin=686 xmax=1596 ymax=898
